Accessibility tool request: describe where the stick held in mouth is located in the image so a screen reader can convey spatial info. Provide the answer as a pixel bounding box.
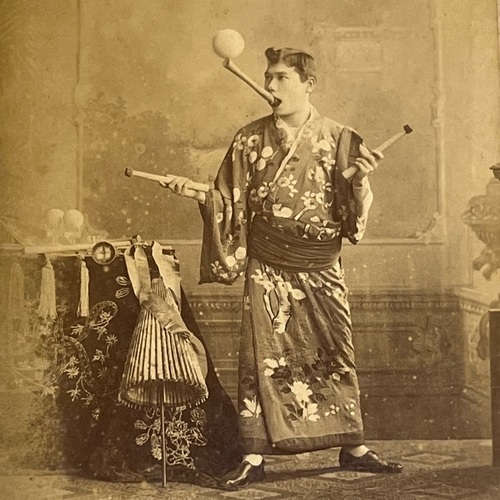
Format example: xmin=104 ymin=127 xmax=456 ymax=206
xmin=213 ymin=29 xmax=281 ymax=108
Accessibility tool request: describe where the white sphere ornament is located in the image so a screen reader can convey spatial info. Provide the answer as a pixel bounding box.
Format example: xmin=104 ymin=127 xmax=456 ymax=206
xmin=212 ymin=29 xmax=245 ymax=60
xmin=46 ymin=208 xmax=64 ymax=228
xmin=64 ymin=209 xmax=85 ymax=230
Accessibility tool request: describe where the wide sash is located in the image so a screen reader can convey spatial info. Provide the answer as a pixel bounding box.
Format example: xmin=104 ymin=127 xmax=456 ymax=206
xmin=248 ymin=215 xmax=341 ymax=272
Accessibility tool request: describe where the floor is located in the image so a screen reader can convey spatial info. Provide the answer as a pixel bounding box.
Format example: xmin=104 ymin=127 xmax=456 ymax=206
xmin=1 ymin=440 xmax=500 ymax=499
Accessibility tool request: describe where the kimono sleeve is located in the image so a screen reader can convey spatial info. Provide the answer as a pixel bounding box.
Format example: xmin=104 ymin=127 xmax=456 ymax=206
xmin=198 ymin=132 xmax=251 ymax=285
xmin=333 ymin=127 xmax=372 ymax=244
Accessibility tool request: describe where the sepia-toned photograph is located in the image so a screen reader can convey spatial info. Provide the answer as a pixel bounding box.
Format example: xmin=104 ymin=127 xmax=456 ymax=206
xmin=0 ymin=0 xmax=499 ymax=498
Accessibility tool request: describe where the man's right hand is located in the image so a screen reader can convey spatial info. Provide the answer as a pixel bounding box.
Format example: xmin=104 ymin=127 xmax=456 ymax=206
xmin=160 ymin=176 xmax=206 ymax=203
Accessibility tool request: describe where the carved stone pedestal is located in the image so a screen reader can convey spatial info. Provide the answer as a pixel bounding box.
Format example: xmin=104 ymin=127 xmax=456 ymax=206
xmin=463 ymin=163 xmax=500 ymax=466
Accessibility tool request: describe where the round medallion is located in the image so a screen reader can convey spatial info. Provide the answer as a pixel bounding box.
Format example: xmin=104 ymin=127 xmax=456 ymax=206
xmin=91 ymin=241 xmax=116 ymax=265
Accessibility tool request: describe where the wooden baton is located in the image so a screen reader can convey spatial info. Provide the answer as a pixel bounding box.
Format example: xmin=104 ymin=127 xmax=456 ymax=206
xmin=342 ymin=124 xmax=413 ymax=180
xmin=124 ymin=168 xmax=210 ymax=193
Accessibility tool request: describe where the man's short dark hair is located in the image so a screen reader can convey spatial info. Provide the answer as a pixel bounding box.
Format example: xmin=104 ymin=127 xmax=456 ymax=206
xmin=265 ymin=47 xmax=317 ymax=82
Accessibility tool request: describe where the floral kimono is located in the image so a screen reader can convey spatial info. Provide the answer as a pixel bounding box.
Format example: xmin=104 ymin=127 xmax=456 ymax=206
xmin=199 ymin=107 xmax=371 ymax=454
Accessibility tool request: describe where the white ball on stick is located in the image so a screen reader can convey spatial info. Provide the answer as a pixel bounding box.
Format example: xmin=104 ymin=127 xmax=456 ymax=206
xmin=212 ymin=29 xmax=245 ymax=60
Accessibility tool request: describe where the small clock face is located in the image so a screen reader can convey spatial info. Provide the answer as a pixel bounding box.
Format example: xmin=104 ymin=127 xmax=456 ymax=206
xmin=91 ymin=241 xmax=116 ymax=265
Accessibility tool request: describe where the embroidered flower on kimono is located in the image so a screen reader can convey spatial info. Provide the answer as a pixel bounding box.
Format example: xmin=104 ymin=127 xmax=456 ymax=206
xmin=307 ymin=165 xmax=326 ymax=183
xmin=257 ymin=184 xmax=270 ymax=198
xmin=237 ymin=211 xmax=247 ymax=224
xmin=276 ymin=175 xmax=299 ymax=198
xmin=216 ymin=212 xmax=224 ymax=224
xmin=234 ymin=246 xmax=247 ymax=260
xmin=324 ymin=404 xmax=341 ymax=417
xmin=301 ymin=126 xmax=314 ymax=139
xmin=261 ymin=146 xmax=273 ymax=159
xmin=232 ymin=133 xmax=247 ymax=160
xmin=308 ymin=217 xmax=339 ymax=241
xmin=247 ymin=135 xmax=260 ymax=147
xmin=281 ymin=280 xmax=306 ymax=300
xmin=272 ymin=203 xmax=293 ymax=219
xmin=301 ymin=191 xmax=318 ymax=210
xmin=249 ymin=151 xmax=258 ymax=164
xmin=319 ymin=154 xmax=336 ymax=170
xmin=240 ymin=396 xmax=262 ymax=418
xmin=233 ymin=187 xmax=241 ymax=202
xmin=304 ymin=403 xmax=320 ymax=421
xmin=233 ymin=133 xmax=246 ymax=150
xmin=277 ymin=175 xmax=292 ymax=188
xmin=250 ymin=269 xmax=275 ymax=292
xmin=249 ymin=188 xmax=261 ymax=203
xmin=312 ymin=138 xmax=332 ymax=154
xmin=225 ymin=255 xmax=237 ymax=267
xmin=263 ymin=357 xmax=287 ymax=377
xmin=254 ymin=146 xmax=274 ymax=171
xmin=289 ymin=381 xmax=313 ymax=403
xmin=256 ymin=158 xmax=267 ymax=171
xmin=322 ymin=181 xmax=333 ymax=193
xmin=315 ymin=192 xmax=325 ymax=205
xmin=211 ymin=260 xmax=223 ymax=273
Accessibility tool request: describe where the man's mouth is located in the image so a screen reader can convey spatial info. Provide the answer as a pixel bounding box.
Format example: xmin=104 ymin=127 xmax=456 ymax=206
xmin=271 ymin=96 xmax=282 ymax=108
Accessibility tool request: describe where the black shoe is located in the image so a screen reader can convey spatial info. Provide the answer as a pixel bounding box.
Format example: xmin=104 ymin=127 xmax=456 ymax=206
xmin=339 ymin=448 xmax=403 ymax=473
xmin=223 ymin=460 xmax=265 ymax=488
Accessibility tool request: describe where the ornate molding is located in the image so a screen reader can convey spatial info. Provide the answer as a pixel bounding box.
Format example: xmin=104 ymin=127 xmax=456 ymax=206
xmin=428 ymin=0 xmax=447 ymax=237
xmin=187 ymin=288 xmax=488 ymax=317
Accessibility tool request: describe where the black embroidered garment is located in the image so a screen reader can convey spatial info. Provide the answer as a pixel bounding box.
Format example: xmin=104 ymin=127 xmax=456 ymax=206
xmin=29 ymin=249 xmax=241 ymax=487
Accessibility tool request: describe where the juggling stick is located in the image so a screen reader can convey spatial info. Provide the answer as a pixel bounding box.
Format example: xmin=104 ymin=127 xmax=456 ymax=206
xmin=124 ymin=168 xmax=210 ymax=193
xmin=213 ymin=29 xmax=280 ymax=108
xmin=342 ymin=124 xmax=414 ymax=180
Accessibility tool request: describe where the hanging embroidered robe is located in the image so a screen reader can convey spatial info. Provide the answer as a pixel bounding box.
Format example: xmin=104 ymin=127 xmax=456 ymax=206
xmin=199 ymin=107 xmax=370 ymax=454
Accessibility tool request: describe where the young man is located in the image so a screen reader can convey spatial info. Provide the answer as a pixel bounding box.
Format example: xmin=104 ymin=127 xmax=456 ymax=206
xmin=164 ymin=47 xmax=402 ymax=487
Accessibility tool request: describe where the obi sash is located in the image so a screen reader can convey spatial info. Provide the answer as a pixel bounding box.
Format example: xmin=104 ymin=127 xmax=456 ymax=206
xmin=248 ymin=215 xmax=341 ymax=273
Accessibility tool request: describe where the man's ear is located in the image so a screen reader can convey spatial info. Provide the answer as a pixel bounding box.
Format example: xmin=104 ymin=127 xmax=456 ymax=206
xmin=306 ymin=76 xmax=316 ymax=93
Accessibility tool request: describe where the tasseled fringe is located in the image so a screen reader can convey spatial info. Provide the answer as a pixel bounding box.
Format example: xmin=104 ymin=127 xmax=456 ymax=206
xmin=38 ymin=254 xmax=57 ymax=320
xmin=77 ymin=256 xmax=90 ymax=317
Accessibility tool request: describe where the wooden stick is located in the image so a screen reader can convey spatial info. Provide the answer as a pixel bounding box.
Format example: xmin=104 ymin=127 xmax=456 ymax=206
xmin=22 ymin=238 xmax=175 ymax=256
xmin=124 ymin=168 xmax=210 ymax=193
xmin=160 ymin=391 xmax=168 ymax=488
xmin=223 ymin=59 xmax=281 ymax=107
xmin=342 ymin=124 xmax=413 ymax=180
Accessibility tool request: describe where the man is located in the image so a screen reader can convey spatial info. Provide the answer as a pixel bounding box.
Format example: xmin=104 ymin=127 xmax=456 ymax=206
xmin=164 ymin=47 xmax=402 ymax=488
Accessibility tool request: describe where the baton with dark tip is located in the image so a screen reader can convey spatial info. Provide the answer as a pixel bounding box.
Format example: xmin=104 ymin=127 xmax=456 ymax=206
xmin=124 ymin=168 xmax=210 ymax=193
xmin=342 ymin=124 xmax=413 ymax=180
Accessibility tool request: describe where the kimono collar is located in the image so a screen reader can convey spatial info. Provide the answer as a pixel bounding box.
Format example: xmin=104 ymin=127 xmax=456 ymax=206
xmin=272 ymin=105 xmax=322 ymax=146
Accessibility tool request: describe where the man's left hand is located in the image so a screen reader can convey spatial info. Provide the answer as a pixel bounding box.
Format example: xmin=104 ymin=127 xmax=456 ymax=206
xmin=353 ymin=145 xmax=383 ymax=183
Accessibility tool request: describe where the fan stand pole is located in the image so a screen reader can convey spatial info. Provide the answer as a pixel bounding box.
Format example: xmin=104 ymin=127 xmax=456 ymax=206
xmin=160 ymin=390 xmax=167 ymax=488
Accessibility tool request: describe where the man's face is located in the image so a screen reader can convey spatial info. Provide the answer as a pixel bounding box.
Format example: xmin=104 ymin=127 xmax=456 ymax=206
xmin=264 ymin=61 xmax=314 ymax=117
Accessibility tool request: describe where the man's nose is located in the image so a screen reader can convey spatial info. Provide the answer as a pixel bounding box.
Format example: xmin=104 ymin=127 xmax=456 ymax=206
xmin=266 ymin=78 xmax=276 ymax=92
